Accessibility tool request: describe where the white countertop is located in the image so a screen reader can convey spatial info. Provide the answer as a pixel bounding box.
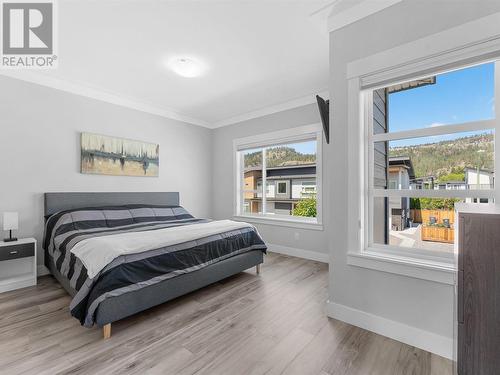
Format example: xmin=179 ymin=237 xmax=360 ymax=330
xmin=0 ymin=237 xmax=36 ymax=247
xmin=455 ymin=203 xmax=500 ymax=215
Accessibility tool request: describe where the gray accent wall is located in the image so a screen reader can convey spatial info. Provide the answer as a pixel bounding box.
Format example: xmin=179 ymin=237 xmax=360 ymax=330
xmin=329 ymin=0 xmax=500 ymax=346
xmin=0 ymin=75 xmax=213 ymax=268
xmin=211 ymin=103 xmax=329 ymax=257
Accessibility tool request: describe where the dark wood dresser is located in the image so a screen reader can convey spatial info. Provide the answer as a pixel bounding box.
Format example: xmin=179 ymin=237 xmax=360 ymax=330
xmin=457 ymin=209 xmax=500 ymax=375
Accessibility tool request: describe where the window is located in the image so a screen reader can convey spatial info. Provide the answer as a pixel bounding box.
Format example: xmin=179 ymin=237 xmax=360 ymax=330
xmin=277 ymin=181 xmax=288 ymax=195
xmin=234 ymin=124 xmax=322 ymax=227
xmin=297 ymin=180 xmax=317 ymax=198
xmin=366 ymin=61 xmax=499 ymax=260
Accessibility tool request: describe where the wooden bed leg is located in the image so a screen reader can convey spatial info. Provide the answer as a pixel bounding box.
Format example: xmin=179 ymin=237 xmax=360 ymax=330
xmin=103 ymin=323 xmax=111 ymax=339
xmin=256 ymin=264 xmax=261 ymax=275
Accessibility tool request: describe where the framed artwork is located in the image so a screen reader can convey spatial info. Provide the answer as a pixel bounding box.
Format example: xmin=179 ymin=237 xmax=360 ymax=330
xmin=81 ymin=132 xmax=159 ymax=177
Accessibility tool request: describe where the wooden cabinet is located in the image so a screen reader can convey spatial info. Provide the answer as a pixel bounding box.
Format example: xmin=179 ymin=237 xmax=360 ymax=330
xmin=457 ymin=212 xmax=500 ymax=375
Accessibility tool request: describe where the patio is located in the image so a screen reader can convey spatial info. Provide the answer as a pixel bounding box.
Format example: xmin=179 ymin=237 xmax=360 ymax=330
xmin=389 ymin=224 xmax=454 ymax=254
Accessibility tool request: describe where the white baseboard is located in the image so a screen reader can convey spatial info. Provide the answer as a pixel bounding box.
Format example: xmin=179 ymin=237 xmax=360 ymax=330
xmin=0 ymin=278 xmax=36 ymax=293
xmin=326 ymin=301 xmax=453 ymax=359
xmin=267 ymin=243 xmax=329 ymax=263
xmin=37 ymin=265 xmax=50 ymax=276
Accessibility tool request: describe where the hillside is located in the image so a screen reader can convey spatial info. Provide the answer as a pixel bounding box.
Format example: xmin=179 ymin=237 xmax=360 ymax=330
xmin=389 ymin=133 xmax=494 ymax=180
xmin=244 ymin=146 xmax=316 ymax=168
xmin=242 ymin=134 xmax=492 ymax=179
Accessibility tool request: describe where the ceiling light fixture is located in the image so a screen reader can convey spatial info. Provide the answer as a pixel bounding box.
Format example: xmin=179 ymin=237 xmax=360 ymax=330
xmin=167 ymin=57 xmax=206 ymax=78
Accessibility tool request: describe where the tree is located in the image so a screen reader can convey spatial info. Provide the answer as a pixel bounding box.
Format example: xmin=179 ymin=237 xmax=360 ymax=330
xmin=411 ymin=197 xmax=459 ymax=210
xmin=293 ymin=198 xmax=317 ymax=217
xmin=437 ymin=170 xmax=465 ymax=183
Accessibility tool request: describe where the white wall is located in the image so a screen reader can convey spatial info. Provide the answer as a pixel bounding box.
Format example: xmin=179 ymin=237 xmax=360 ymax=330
xmin=465 ymin=169 xmax=493 ymax=186
xmin=328 ymin=0 xmax=500 ymax=357
xmin=211 ymin=104 xmax=329 ymax=260
xmin=3 ymin=0 xmax=498 ymax=356
xmin=0 ymin=76 xmax=213 ymax=268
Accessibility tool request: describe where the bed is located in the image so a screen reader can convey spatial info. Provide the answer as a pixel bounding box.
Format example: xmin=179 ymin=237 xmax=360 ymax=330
xmin=43 ymin=192 xmax=266 ymax=338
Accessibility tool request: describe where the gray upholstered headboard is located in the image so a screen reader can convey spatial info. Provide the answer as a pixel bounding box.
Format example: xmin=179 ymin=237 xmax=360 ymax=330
xmin=44 ymin=192 xmax=180 ymax=217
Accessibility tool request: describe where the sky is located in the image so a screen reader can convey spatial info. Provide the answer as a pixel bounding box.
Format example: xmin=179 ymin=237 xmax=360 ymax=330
xmin=388 ymin=62 xmax=495 ymax=147
xmin=285 ymin=141 xmax=316 ymax=154
xmin=244 ymin=62 xmax=495 ymax=155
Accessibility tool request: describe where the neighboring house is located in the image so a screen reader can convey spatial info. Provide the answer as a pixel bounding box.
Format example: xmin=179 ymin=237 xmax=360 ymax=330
xmin=412 ymin=178 xmax=467 ymax=190
xmin=465 ymin=167 xmax=494 ymax=190
xmin=410 ymin=168 xmax=493 ymax=193
xmin=243 ymin=168 xmax=262 ymax=213
xmin=244 ymin=164 xmax=316 ymax=215
xmin=436 ymin=180 xmax=467 ymax=190
xmin=465 ymin=167 xmax=495 ymax=203
xmin=388 ymin=156 xmax=415 ymax=230
xmin=411 ymin=176 xmax=436 ymax=190
xmin=389 ymin=156 xmax=414 ymax=190
xmin=411 ymin=176 xmax=468 ymax=190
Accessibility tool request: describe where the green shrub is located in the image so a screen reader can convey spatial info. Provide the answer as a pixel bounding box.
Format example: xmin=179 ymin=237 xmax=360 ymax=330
xmin=410 ymin=198 xmax=421 ymax=209
xmin=293 ymin=198 xmax=317 ymax=217
xmin=411 ymin=198 xmax=460 ymax=210
xmin=437 ymin=171 xmax=465 ymax=183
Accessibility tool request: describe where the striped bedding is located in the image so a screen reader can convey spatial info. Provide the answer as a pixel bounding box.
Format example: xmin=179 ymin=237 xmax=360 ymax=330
xmin=43 ymin=205 xmax=266 ymax=327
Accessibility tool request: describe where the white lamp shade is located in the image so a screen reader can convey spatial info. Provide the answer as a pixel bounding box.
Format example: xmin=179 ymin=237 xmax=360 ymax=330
xmin=3 ymin=212 xmax=18 ymax=231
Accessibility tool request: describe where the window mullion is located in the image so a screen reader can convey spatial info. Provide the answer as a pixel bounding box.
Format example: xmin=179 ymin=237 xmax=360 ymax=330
xmin=372 ymin=119 xmax=496 ymax=143
xmin=366 ymin=90 xmax=375 ymax=249
xmin=238 ymin=151 xmax=244 ymax=215
xmin=373 ymin=188 xmax=495 ymax=199
xmin=262 ymin=147 xmax=267 ymax=215
xmin=495 ymin=60 xmax=500 ymax=202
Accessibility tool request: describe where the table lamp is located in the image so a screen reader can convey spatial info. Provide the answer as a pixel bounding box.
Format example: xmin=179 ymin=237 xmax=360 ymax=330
xmin=3 ymin=212 xmax=18 ymax=242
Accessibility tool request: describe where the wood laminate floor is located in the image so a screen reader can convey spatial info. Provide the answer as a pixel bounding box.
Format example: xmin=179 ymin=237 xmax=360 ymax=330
xmin=0 ymin=253 xmax=452 ymax=375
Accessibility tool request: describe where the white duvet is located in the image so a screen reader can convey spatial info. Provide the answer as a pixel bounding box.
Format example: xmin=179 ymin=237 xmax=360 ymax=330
xmin=70 ymin=220 xmax=255 ymax=278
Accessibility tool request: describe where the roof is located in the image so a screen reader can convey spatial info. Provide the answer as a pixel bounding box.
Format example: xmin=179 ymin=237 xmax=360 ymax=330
xmin=244 ymin=163 xmax=316 ymax=179
xmin=388 ymin=156 xmax=415 ymax=180
xmin=266 ymin=163 xmax=315 ymax=170
xmin=412 ymin=175 xmax=436 ymax=182
xmin=387 ymin=77 xmax=436 ymax=94
xmin=442 ymin=180 xmax=465 ymax=184
xmin=464 ymin=167 xmax=494 ymax=174
xmin=244 ymin=163 xmax=316 ymax=172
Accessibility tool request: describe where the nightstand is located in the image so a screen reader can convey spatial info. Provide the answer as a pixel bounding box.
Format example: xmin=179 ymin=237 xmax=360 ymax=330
xmin=0 ymin=238 xmax=37 ymax=293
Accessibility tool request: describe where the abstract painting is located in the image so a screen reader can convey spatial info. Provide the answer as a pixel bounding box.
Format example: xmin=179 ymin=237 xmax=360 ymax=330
xmin=81 ymin=132 xmax=159 ymax=177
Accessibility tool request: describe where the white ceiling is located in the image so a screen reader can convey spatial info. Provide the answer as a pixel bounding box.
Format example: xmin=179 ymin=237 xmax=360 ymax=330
xmin=4 ymin=0 xmax=332 ymax=128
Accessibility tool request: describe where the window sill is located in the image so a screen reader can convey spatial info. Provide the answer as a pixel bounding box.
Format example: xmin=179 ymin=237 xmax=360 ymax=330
xmin=233 ymin=215 xmax=323 ymax=231
xmin=347 ymin=249 xmax=456 ymax=285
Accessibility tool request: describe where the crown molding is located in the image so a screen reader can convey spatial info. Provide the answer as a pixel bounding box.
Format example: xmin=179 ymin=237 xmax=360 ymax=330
xmin=310 ymin=0 xmax=340 ymax=19
xmin=0 ymin=71 xmax=211 ymax=128
xmin=0 ymin=71 xmax=328 ymax=129
xmin=211 ymin=90 xmax=328 ymax=129
xmin=328 ymin=0 xmax=403 ymax=32
xmin=309 ymin=0 xmax=341 ymax=33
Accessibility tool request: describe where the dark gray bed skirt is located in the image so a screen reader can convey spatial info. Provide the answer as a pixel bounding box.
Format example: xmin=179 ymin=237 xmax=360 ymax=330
xmin=48 ymin=257 xmax=78 ymax=297
xmin=49 ymin=250 xmax=264 ymax=327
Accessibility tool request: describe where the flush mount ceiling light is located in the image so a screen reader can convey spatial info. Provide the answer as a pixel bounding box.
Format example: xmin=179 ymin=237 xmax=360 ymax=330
xmin=167 ymin=57 xmax=206 ymax=78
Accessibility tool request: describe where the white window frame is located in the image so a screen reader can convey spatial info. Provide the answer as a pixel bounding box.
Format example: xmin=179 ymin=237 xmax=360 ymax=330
xmin=366 ymin=64 xmax=498 ymax=259
xmin=276 ymin=180 xmax=289 ymax=196
xmin=233 ymin=123 xmax=323 ymax=231
xmin=346 ymin=13 xmax=500 ymax=284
